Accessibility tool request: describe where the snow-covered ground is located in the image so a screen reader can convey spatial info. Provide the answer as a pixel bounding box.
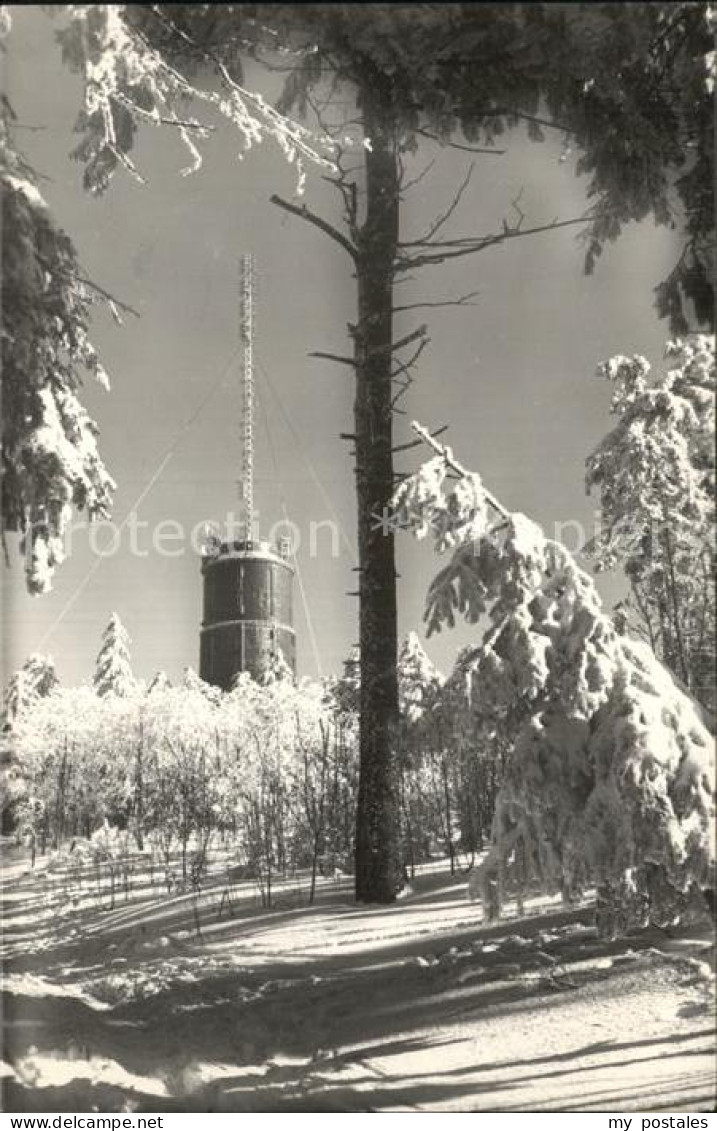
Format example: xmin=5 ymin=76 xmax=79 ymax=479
xmin=2 ymin=851 xmax=714 ymax=1112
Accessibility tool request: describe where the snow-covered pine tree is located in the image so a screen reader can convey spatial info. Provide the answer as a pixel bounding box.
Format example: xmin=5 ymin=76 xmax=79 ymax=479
xmin=3 ymin=654 xmax=59 ymax=728
xmin=586 ymin=336 xmax=715 ymax=715
xmin=393 ymin=423 xmax=715 ymax=934
xmin=182 ymin=666 xmax=222 ymax=704
xmin=146 ymin=670 xmax=172 ymax=694
xmin=260 ymin=648 xmax=296 ymax=687
xmin=398 ymin=632 xmax=443 ymax=726
xmin=1 ymin=91 xmax=116 ymax=594
xmin=329 ymin=647 xmax=361 ymax=720
xmin=93 ymin=614 xmax=135 ymax=697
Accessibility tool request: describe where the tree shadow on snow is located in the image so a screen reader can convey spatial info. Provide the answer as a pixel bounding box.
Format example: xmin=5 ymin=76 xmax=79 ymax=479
xmin=3 ymin=859 xmax=714 ymax=1114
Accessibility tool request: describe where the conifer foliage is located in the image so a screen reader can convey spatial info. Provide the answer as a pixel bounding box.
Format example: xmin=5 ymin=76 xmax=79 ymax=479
xmin=394 ymin=423 xmax=715 ymax=931
xmin=586 ymin=336 xmax=716 ymax=714
xmin=3 ymin=654 xmax=58 ymax=729
xmin=93 ymin=613 xmax=135 ymax=698
xmin=1 ymin=84 xmax=116 ymax=594
xmin=52 ymin=5 xmax=337 ymax=196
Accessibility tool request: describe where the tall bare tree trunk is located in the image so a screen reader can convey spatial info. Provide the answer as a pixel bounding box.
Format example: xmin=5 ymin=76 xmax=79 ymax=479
xmin=353 ymin=82 xmax=402 ymax=903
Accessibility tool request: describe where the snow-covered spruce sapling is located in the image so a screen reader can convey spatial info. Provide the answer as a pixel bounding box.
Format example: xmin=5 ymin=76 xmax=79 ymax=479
xmin=1 ymin=91 xmax=120 ymax=595
xmin=393 ymin=422 xmax=715 ymax=934
xmin=2 ymin=654 xmax=58 ymax=729
xmin=586 ymin=336 xmax=715 ymax=715
xmin=93 ymin=613 xmax=136 ymax=698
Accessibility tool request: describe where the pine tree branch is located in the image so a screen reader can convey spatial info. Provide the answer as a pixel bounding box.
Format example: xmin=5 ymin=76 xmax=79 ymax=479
xmin=35 ymin=255 xmax=140 ymax=319
xmin=649 ymin=6 xmax=689 ymax=60
xmin=307 ymin=92 xmax=361 ymax=245
xmin=392 ymin=424 xmax=448 ymax=454
xmin=391 ymin=371 xmax=413 ymax=410
xmin=390 ymin=325 xmax=429 ymax=353
xmin=411 ymin=420 xmax=509 ymax=520
xmin=270 ymin=194 xmax=357 ymax=260
xmin=397 ymin=213 xmax=595 ymax=271
xmin=113 ymin=91 xmax=214 ymax=133
xmin=74 ymin=273 xmax=141 ymax=319
xmin=145 ymin=6 xmax=337 ymax=173
xmin=399 ymin=157 xmax=436 ymax=196
xmin=475 ymin=106 xmax=577 ymax=136
xmin=415 ymin=127 xmax=506 ymax=155
xmin=412 ymin=163 xmax=476 ymax=247
xmin=390 ymin=336 xmax=431 ymax=409
xmin=317 ymin=119 xmax=361 ymax=246
xmin=322 ymin=170 xmax=360 ymax=240
xmin=393 ymin=290 xmax=479 ymax=313
xmin=309 ymin=351 xmax=356 ymax=368
xmin=391 ymin=336 xmax=430 ymax=382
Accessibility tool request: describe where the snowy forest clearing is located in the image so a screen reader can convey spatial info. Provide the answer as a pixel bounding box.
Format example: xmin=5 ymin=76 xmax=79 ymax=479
xmin=2 ymin=852 xmax=714 ymax=1113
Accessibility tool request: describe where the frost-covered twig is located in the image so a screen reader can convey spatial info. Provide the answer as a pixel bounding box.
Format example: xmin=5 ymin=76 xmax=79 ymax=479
xmin=55 ymin=5 xmax=339 ymax=194
xmin=410 ymin=420 xmax=508 ymax=519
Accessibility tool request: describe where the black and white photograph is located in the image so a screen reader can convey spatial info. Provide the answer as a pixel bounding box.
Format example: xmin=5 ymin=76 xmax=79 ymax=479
xmin=1 ymin=2 xmax=715 ymax=1116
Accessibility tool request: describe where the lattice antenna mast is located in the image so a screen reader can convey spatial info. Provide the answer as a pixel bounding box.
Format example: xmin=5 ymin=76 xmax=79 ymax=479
xmin=240 ymin=253 xmax=254 ymax=541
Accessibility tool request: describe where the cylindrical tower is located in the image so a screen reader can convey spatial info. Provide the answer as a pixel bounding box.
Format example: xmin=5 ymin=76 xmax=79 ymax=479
xmin=200 ymin=538 xmax=296 ymax=689
xmin=199 ymin=255 xmax=296 ymax=690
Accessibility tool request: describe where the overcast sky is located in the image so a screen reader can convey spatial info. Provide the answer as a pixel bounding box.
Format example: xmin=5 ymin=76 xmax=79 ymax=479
xmin=2 ymin=6 xmax=681 ymax=687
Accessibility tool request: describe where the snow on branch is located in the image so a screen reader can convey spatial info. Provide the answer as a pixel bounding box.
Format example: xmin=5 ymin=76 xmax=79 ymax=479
xmin=585 ymin=336 xmax=716 ymax=714
xmin=54 ymin=5 xmax=339 ymax=195
xmin=2 ymin=94 xmax=118 ymax=593
xmin=394 ymin=420 xmax=715 ymax=933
